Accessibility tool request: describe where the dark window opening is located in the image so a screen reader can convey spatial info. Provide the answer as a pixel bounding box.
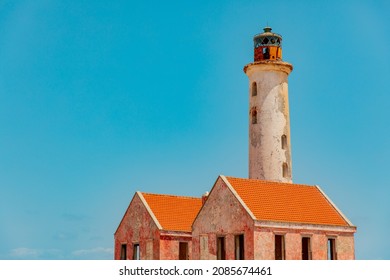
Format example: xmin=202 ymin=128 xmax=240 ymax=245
xmin=251 ymin=109 xmax=257 ymax=124
xmin=217 ymin=236 xmax=226 ymax=260
xmin=235 ymin=234 xmax=245 ymax=260
xmin=133 ymin=243 xmax=140 ymax=260
xmin=179 ymin=242 xmax=189 ymax=260
xmin=327 ymin=239 xmax=336 ymax=260
xmin=302 ymin=237 xmax=312 ymax=260
xmin=275 ymin=235 xmax=285 ymax=260
xmin=120 ymin=244 xmax=127 ymax=260
xmin=252 ymin=82 xmax=257 ymax=96
xmin=263 ymin=47 xmax=270 ymax=59
xmin=281 ymin=135 xmax=287 ymax=149
xmin=282 ymin=163 xmax=288 ymax=178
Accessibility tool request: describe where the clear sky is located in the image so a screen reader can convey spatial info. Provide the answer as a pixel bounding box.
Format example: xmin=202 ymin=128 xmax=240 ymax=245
xmin=0 ymin=0 xmax=389 ymax=260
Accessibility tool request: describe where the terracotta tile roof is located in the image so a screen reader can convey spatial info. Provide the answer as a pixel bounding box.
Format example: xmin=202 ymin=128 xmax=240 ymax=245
xmin=141 ymin=193 xmax=202 ymax=232
xmin=225 ymin=176 xmax=349 ymax=226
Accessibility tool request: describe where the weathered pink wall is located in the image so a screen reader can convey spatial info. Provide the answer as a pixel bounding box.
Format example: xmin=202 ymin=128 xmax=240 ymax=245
xmin=159 ymin=235 xmax=193 ymax=260
xmin=114 ymin=193 xmax=194 ymax=260
xmin=114 ymin=193 xmax=160 ymax=260
xmin=336 ymin=234 xmax=355 ymax=260
xmin=253 ymin=229 xmax=274 ymax=259
xmin=311 ymin=233 xmax=327 ymax=260
xmin=284 ymin=232 xmax=301 ymax=259
xmin=192 ymin=177 xmax=255 ymax=260
xmin=254 ymin=226 xmax=355 ymax=260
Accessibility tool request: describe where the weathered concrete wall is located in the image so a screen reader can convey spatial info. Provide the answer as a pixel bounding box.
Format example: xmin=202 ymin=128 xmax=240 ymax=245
xmin=192 ymin=177 xmax=255 ymax=260
xmin=254 ymin=229 xmax=274 ymax=259
xmin=311 ymin=234 xmax=327 ymax=260
xmin=114 ymin=193 xmax=194 ymax=260
xmin=253 ymin=223 xmax=355 ymax=260
xmin=336 ymin=234 xmax=355 ymax=260
xmin=114 ymin=193 xmax=160 ymax=260
xmin=159 ymin=234 xmax=193 ymax=260
xmin=244 ymin=61 xmax=293 ymax=183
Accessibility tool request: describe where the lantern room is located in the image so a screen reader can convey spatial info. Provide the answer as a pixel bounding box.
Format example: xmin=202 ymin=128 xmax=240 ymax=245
xmin=253 ymin=27 xmax=282 ymax=61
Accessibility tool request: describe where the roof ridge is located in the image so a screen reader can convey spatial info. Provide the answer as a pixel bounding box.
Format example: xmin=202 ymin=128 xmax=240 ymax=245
xmin=224 ymin=176 xmax=316 ymax=188
xmin=141 ymin=192 xmax=201 ymax=200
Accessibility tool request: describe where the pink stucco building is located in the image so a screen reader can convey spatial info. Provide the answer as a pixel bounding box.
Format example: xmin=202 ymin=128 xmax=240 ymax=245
xmin=115 ymin=192 xmax=202 ymax=260
xmin=192 ymin=176 xmax=355 ymax=260
xmin=114 ymin=27 xmax=357 ymax=260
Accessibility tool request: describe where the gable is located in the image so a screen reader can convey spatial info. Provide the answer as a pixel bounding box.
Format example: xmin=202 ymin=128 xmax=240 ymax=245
xmin=192 ymin=176 xmax=254 ymax=233
xmin=224 ymin=176 xmax=351 ymax=227
xmin=114 ymin=192 xmax=160 ymax=238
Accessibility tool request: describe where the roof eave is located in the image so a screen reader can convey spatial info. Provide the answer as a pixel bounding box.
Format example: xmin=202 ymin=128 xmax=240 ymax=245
xmin=160 ymin=230 xmax=192 ymax=237
xmin=315 ymin=185 xmax=355 ymax=227
xmin=254 ymin=219 xmax=357 ymax=233
xmin=137 ymin=191 xmax=163 ymax=230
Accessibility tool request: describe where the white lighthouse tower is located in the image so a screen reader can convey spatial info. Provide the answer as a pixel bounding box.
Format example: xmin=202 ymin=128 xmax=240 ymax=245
xmin=244 ymin=27 xmax=293 ymax=183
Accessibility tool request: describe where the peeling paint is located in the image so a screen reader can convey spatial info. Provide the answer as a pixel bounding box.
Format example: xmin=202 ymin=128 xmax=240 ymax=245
xmin=114 ymin=193 xmax=193 ymax=260
xmin=245 ymin=61 xmax=293 ymax=182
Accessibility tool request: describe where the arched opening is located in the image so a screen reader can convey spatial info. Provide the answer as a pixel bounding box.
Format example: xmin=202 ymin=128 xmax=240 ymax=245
xmin=251 ymin=109 xmax=257 ymax=124
xmin=281 ymin=135 xmax=287 ymax=149
xmin=282 ymin=163 xmax=288 ymax=178
xmin=251 ymin=82 xmax=257 ymax=96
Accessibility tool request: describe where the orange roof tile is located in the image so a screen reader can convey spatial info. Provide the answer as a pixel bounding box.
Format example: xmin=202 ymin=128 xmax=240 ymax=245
xmin=141 ymin=193 xmax=202 ymax=232
xmin=225 ymin=176 xmax=349 ymax=226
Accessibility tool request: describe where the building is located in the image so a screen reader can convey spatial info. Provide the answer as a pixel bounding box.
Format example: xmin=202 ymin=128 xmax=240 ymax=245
xmin=192 ymin=176 xmax=355 ymax=260
xmin=114 ymin=27 xmax=356 ymax=260
xmin=114 ymin=192 xmax=202 ymax=260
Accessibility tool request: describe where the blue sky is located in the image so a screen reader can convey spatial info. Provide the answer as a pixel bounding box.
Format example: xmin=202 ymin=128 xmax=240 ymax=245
xmin=0 ymin=0 xmax=389 ymax=260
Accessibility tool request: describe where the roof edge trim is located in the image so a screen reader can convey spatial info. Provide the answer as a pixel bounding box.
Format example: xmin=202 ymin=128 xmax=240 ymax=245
xmin=160 ymin=231 xmax=192 ymax=237
xmin=315 ymin=185 xmax=355 ymax=227
xmin=137 ymin=191 xmax=163 ymax=230
xmin=254 ymin=219 xmax=356 ymax=232
xmin=221 ymin=175 xmax=257 ymax=220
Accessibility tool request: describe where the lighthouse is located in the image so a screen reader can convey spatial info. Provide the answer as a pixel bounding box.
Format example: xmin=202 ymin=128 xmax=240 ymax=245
xmin=244 ymin=27 xmax=293 ymax=183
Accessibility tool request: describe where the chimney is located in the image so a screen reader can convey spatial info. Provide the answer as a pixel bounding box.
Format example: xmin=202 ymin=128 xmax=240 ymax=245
xmin=202 ymin=191 xmax=209 ymax=205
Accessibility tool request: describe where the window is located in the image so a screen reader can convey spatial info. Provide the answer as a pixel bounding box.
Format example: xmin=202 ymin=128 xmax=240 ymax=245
xmin=251 ymin=82 xmax=257 ymax=96
xmin=263 ymin=47 xmax=270 ymax=59
xmin=275 ymin=235 xmax=285 ymax=260
xmin=235 ymin=234 xmax=245 ymax=260
xmin=217 ymin=236 xmax=226 ymax=260
xmin=302 ymin=237 xmax=312 ymax=260
xmin=327 ymin=238 xmax=336 ymax=260
xmin=251 ymin=109 xmax=257 ymax=124
xmin=179 ymin=242 xmax=189 ymax=260
xmin=120 ymin=244 xmax=127 ymax=260
xmin=282 ymin=163 xmax=288 ymax=178
xmin=133 ymin=243 xmax=140 ymax=260
xmin=281 ymin=135 xmax=287 ymax=149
